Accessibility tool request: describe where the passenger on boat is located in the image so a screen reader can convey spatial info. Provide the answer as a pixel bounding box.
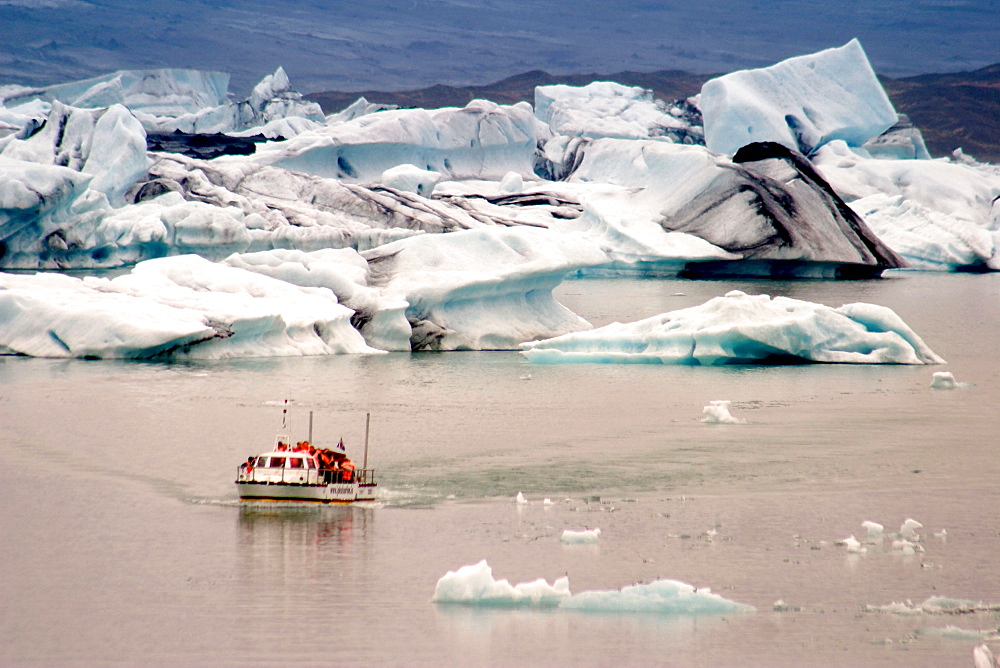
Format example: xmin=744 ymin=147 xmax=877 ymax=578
xmin=341 ymin=458 xmax=355 ymax=482
xmin=277 ymin=442 xmax=288 ymax=452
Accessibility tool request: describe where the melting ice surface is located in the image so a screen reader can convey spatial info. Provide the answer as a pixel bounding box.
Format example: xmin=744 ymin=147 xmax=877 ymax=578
xmin=521 ymin=290 xmax=944 ymax=365
xmin=432 ymin=560 xmax=753 ymax=614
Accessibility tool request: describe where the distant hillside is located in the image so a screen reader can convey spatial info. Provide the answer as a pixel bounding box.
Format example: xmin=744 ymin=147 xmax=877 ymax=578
xmin=306 ymin=65 xmax=1000 ymax=163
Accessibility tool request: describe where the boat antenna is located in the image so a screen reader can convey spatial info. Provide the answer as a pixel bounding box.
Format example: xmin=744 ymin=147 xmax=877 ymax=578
xmin=282 ymin=399 xmax=289 ymax=431
xmin=363 ymin=412 xmax=371 ymax=471
xmin=308 ymin=411 xmax=314 ymax=443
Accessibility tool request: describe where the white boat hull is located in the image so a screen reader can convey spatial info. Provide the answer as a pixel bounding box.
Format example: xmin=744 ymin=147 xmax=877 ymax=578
xmin=236 ymin=480 xmax=377 ymax=503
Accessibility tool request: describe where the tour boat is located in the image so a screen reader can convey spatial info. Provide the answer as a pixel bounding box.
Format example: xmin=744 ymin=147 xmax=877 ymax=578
xmin=236 ymin=406 xmax=377 ymax=503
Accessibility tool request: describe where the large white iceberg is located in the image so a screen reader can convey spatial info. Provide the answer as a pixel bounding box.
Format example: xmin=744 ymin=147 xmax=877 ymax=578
xmin=701 ymin=39 xmax=898 ymax=156
xmin=357 ymin=226 xmax=606 ymax=350
xmin=520 ymin=290 xmax=944 ymax=365
xmin=0 ymin=254 xmax=375 ymax=359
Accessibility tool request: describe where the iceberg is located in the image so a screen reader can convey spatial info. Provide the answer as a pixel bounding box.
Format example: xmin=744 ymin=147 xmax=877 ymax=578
xmin=555 ymin=138 xmax=904 ymax=277
xmin=0 ymin=254 xmax=375 ymax=359
xmin=432 ymin=560 xmax=571 ymax=607
xmin=559 ymin=528 xmax=601 ymax=544
xmin=357 ymin=226 xmax=605 ymax=350
xmin=701 ymin=39 xmax=898 ymax=156
xmin=1 ymin=67 xmax=324 ymax=139
xmin=520 ymin=290 xmax=945 ymax=365
xmin=813 ymin=141 xmax=1000 ymax=271
xmin=432 ymin=560 xmax=752 ymax=614
xmin=535 ymin=81 xmax=701 ymax=143
xmin=209 ymin=225 xmax=606 ymax=353
xmin=251 ymin=99 xmax=540 ymax=183
xmin=701 ymin=400 xmax=746 ymax=424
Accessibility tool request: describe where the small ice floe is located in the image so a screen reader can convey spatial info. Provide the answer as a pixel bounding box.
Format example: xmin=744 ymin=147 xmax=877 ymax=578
xmin=515 ymin=491 xmax=528 ymax=505
xmin=519 ymin=373 xmax=532 ymax=380
xmin=773 ymin=600 xmax=802 ymax=612
xmin=974 ymin=642 xmax=999 ymax=668
xmin=704 ymin=528 xmax=718 ymax=540
xmin=543 ymin=498 xmax=554 ymax=506
xmin=862 ymin=521 xmax=884 ymax=544
xmin=560 ymin=528 xmax=601 ymax=544
xmin=701 ymin=400 xmax=746 ymax=424
xmin=934 ymin=528 xmax=948 ymax=541
xmin=931 ymin=371 xmax=957 ymax=389
xmin=900 ymin=518 xmax=923 ymax=541
xmin=837 ymin=535 xmax=867 ymax=553
xmin=891 ymin=539 xmax=923 ymax=556
xmin=866 ymin=596 xmax=1000 ymax=616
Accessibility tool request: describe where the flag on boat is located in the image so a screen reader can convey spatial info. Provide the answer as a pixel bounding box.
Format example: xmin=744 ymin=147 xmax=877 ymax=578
xmin=336 ymin=437 xmax=346 ymax=453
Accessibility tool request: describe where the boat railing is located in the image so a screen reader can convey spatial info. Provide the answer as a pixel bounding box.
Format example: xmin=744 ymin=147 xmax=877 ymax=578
xmin=236 ymin=464 xmax=376 ymax=486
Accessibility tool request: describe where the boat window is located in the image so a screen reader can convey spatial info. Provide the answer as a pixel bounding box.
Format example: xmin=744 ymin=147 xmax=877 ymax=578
xmin=269 ymin=457 xmax=285 ymax=468
xmin=289 ymin=458 xmax=303 ymax=469
xmin=254 ymin=457 xmax=267 ymax=467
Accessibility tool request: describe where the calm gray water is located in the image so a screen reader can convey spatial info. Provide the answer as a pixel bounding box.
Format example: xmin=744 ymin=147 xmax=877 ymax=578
xmin=1 ymin=272 xmax=998 ymax=667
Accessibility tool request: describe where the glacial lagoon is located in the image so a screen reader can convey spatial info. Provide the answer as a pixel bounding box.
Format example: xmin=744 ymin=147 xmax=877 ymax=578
xmin=1 ymin=272 xmax=998 ymax=666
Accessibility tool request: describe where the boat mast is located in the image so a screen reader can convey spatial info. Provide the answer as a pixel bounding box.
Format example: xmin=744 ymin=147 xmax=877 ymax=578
xmin=363 ymin=412 xmax=371 ymax=470
xmin=308 ymin=411 xmax=314 ymax=443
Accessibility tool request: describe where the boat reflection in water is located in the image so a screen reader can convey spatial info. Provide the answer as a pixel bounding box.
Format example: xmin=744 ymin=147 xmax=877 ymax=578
xmin=236 ymin=505 xmax=375 ymax=585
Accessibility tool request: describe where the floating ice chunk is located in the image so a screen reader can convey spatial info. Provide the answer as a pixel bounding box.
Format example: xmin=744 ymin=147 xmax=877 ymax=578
xmin=701 ymin=400 xmax=746 ymax=424
xmin=974 ymin=642 xmax=998 ymax=668
xmin=867 ymin=597 xmax=1000 ymax=616
xmin=515 ymin=492 xmax=528 ymax=505
xmin=431 ymin=560 xmax=571 ymax=607
xmin=380 ymin=164 xmax=441 ymax=196
xmin=900 ymin=518 xmax=923 ymax=541
xmin=934 ymin=529 xmax=948 ymax=540
xmin=931 ymin=371 xmax=957 ymax=390
xmin=701 ymin=39 xmax=897 ymax=156
xmin=862 ymin=521 xmax=884 ymax=544
xmin=891 ymin=539 xmax=923 ymax=556
xmin=559 ymin=579 xmax=753 ymax=614
xmin=560 ymin=528 xmax=601 ymax=544
xmin=432 ymin=561 xmax=753 ymax=614
xmin=521 ymin=291 xmax=944 ymax=366
xmin=838 ymin=535 xmax=867 ymax=554
xmin=543 ymin=498 xmax=553 ymax=506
